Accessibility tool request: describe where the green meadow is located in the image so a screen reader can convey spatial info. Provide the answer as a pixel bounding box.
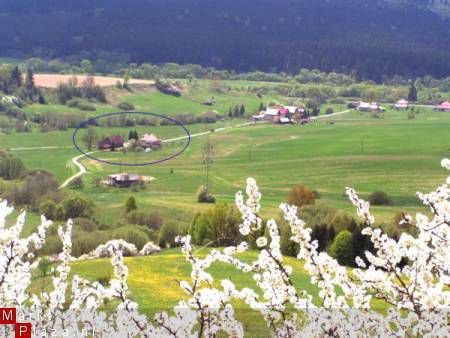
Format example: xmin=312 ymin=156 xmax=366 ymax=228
xmin=2 ymin=107 xmax=449 ymax=228
xmin=26 ymin=249 xmax=386 ymax=337
xmin=76 ymin=109 xmax=450 ymax=225
xmin=2 ymin=79 xmax=449 ymax=335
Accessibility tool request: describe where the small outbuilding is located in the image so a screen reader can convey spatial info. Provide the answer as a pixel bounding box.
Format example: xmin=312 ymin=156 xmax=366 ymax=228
xmin=394 ymin=99 xmax=409 ymax=110
xmin=139 ymin=133 xmax=162 ymax=149
xmin=107 ymin=173 xmax=141 ymax=187
xmin=435 ymin=101 xmax=450 ymax=112
xmin=357 ymin=101 xmax=385 ymax=112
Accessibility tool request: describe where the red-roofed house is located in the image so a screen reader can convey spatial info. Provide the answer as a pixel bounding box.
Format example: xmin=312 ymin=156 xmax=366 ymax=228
xmin=98 ymin=135 xmax=124 ymax=150
xmin=435 ymin=101 xmax=450 ymax=112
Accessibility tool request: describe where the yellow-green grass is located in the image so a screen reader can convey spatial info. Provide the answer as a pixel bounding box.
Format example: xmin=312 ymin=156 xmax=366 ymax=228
xmin=57 ymin=249 xmax=385 ymax=336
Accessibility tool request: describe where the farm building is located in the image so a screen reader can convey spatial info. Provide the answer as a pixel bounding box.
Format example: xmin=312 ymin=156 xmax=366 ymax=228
xmin=140 ymin=133 xmax=162 ymax=149
xmin=107 ymin=173 xmax=141 ymax=187
xmin=98 ymin=136 xmax=124 ymax=150
xmin=253 ymin=105 xmax=306 ymax=124
xmin=357 ymin=101 xmax=385 ymax=112
xmin=434 ymin=101 xmax=450 ymax=111
xmin=394 ymin=99 xmax=409 ymax=110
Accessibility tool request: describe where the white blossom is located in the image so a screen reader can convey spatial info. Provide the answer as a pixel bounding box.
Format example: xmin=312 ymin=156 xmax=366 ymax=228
xmin=0 ymin=159 xmax=449 ymax=337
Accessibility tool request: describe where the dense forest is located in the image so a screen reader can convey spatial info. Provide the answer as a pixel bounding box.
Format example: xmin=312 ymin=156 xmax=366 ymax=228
xmin=1 ymin=0 xmax=450 ymax=81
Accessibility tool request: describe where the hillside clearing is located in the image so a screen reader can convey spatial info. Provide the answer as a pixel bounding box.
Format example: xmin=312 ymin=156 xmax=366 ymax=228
xmin=33 ymin=73 xmax=154 ymax=88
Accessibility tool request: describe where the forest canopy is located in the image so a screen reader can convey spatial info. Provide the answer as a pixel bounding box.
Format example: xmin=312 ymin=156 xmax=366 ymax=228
xmin=1 ymin=0 xmax=450 ymax=81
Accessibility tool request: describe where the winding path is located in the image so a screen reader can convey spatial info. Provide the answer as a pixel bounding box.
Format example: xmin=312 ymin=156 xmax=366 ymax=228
xmin=59 ymin=152 xmax=94 ymax=189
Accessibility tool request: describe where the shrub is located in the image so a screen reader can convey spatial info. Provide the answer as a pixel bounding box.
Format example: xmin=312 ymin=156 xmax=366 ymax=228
xmin=126 ymin=210 xmax=163 ymax=230
xmin=72 ymin=231 xmax=110 ymax=257
xmin=37 ymin=258 xmax=52 ymax=277
xmin=66 ymin=98 xmax=82 ymax=107
xmin=73 ymin=217 xmax=97 ymax=232
xmin=196 ymin=111 xmax=220 ymax=124
xmin=287 ymin=183 xmax=315 ymax=208
xmin=0 ymin=154 xmax=25 ymax=180
xmin=329 ymin=211 xmax=356 ymax=233
xmin=40 ymin=235 xmax=63 ymax=255
xmin=325 ymin=107 xmax=334 ymax=115
xmin=311 ymin=223 xmax=336 ymax=252
xmin=197 ymin=185 xmax=216 ymax=203
xmin=77 ymin=102 xmax=96 ymax=111
xmin=350 ymin=224 xmax=375 ymax=267
xmin=368 ymin=191 xmax=392 ymax=205
xmin=328 ymin=230 xmax=354 ymax=266
xmin=118 ymin=102 xmax=135 ymax=111
xmin=97 ymin=275 xmax=111 ymax=286
xmin=189 ymin=204 xmax=241 ymax=247
xmin=68 ymin=176 xmax=84 ymax=189
xmin=158 ymin=222 xmax=181 ymax=248
xmin=113 ymin=227 xmax=149 ymax=250
xmin=279 ymin=220 xmax=299 ymax=257
xmin=61 ymin=194 xmax=94 ymax=219
xmin=125 ymin=196 xmax=137 ymax=214
xmin=6 ymin=170 xmax=58 ymax=210
xmin=55 ymin=204 xmax=66 ymax=221
xmin=39 ymin=199 xmax=57 ymax=220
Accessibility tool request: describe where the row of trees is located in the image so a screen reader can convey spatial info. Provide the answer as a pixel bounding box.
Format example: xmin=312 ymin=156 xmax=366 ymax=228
xmin=0 ymin=65 xmax=42 ymax=102
xmin=55 ymin=75 xmax=106 ymax=104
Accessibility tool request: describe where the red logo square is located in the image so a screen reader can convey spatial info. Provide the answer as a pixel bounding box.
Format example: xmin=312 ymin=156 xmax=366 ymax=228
xmin=0 ymin=308 xmax=16 ymax=324
xmin=15 ymin=323 xmax=32 ymax=338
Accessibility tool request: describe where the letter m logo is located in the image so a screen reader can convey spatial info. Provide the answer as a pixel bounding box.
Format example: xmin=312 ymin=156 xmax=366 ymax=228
xmin=0 ymin=308 xmax=16 ymax=324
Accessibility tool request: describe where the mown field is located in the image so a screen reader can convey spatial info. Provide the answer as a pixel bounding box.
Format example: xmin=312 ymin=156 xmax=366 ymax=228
xmin=2 ymin=107 xmax=449 ymax=228
xmin=78 ymin=108 xmax=450 ymax=225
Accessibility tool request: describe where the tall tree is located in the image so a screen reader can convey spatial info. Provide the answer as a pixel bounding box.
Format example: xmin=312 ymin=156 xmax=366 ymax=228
xmin=82 ymin=126 xmax=98 ymax=151
xmin=408 ymin=82 xmax=418 ymax=102
xmin=24 ymin=68 xmax=38 ymax=101
xmin=239 ymin=104 xmax=245 ymax=116
xmin=9 ymin=66 xmax=22 ymax=90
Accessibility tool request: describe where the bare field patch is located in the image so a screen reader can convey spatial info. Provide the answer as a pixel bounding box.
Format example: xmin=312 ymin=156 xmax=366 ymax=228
xmin=34 ymin=73 xmax=154 ymax=88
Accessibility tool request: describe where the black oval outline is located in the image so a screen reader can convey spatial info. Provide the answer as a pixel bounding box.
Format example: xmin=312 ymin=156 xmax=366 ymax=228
xmin=72 ymin=112 xmax=191 ymax=166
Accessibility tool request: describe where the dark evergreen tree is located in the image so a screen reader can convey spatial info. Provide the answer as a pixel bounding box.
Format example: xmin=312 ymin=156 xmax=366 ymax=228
xmin=24 ymin=68 xmax=38 ymax=101
xmin=9 ymin=66 xmax=22 ymax=90
xmin=408 ymin=82 xmax=418 ymax=102
xmin=239 ymin=104 xmax=245 ymax=116
xmin=233 ymin=105 xmax=240 ymax=117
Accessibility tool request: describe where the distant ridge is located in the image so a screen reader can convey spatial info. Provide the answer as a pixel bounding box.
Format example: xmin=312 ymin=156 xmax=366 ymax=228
xmin=1 ymin=0 xmax=450 ymax=80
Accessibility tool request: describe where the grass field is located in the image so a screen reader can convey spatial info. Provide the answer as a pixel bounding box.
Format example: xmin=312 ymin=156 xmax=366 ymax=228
xmin=2 ymin=107 xmax=449 ymax=228
xmin=26 ymin=248 xmax=388 ymax=336
xmin=76 ymin=108 xmax=450 ymax=225
xmin=3 ymin=79 xmax=449 ymax=336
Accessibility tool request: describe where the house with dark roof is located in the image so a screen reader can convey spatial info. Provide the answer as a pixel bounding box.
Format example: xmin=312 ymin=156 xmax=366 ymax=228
xmin=98 ymin=135 xmax=124 ymax=150
xmin=253 ymin=106 xmax=305 ymax=124
xmin=107 ymin=173 xmax=141 ymax=187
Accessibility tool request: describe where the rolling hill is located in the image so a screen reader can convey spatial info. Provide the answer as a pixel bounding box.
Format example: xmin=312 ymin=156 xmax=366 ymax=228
xmin=1 ymin=0 xmax=450 ymax=80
